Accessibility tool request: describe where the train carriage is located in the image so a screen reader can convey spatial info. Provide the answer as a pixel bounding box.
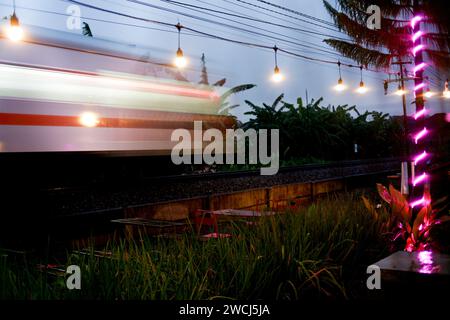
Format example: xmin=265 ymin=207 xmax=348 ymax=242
xmin=0 ymin=25 xmax=234 ymax=154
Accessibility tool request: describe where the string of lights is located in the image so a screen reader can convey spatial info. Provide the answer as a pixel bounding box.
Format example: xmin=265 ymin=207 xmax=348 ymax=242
xmin=0 ymin=0 xmax=353 ymax=65
xmin=99 ymin=0 xmax=354 ymax=63
xmin=152 ymin=0 xmax=359 ymax=63
xmin=100 ymin=0 xmax=336 ymax=58
xmin=0 ymin=3 xmax=188 ymax=35
xmin=210 ymin=0 xmax=358 ymax=63
xmin=2 ymin=0 xmax=448 ymax=95
xmin=156 ymin=0 xmax=349 ymax=41
xmin=220 ymin=0 xmax=347 ymax=46
xmin=62 ymin=0 xmax=369 ymax=71
xmin=125 ymin=0 xmax=353 ymax=59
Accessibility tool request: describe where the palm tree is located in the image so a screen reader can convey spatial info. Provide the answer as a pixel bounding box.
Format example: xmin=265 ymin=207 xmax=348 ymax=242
xmin=323 ymin=0 xmax=450 ymax=69
xmin=323 ymin=0 xmax=450 ymax=165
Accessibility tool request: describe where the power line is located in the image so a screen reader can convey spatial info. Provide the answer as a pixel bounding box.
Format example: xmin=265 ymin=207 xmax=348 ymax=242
xmin=221 ymin=0 xmax=329 ymax=31
xmin=126 ymin=0 xmax=350 ymax=58
xmin=4 ymin=0 xmax=348 ymax=64
xmin=66 ymin=0 xmax=174 ymax=27
xmin=254 ymin=0 xmax=337 ymax=27
xmin=100 ymin=0 xmax=290 ymax=47
xmin=157 ymin=0 xmax=357 ymax=61
xmin=210 ymin=0 xmax=355 ymax=63
xmin=0 ymin=3 xmax=180 ymax=34
xmin=157 ymin=0 xmax=348 ymax=40
xmin=65 ymin=0 xmax=353 ymax=64
xmin=219 ymin=0 xmax=345 ymax=43
xmin=63 ymin=0 xmax=385 ymax=73
xmin=233 ymin=0 xmax=340 ymax=32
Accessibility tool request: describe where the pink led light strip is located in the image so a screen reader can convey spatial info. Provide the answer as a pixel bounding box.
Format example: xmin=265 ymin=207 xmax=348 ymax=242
xmin=410 ymin=15 xmax=430 ymax=209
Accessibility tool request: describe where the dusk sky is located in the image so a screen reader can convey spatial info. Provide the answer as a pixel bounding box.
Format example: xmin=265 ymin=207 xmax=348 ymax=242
xmin=1 ymin=0 xmax=447 ymax=120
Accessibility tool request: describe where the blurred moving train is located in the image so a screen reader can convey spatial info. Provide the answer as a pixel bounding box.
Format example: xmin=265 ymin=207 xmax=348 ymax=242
xmin=0 ymin=25 xmax=234 ymax=154
xmin=0 ymin=26 xmax=237 ymax=240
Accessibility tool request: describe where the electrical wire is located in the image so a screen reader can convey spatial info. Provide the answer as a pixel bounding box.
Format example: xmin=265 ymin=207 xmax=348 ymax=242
xmin=62 ymin=0 xmax=388 ymax=73
xmin=254 ymin=0 xmax=337 ymax=28
xmin=125 ymin=0 xmax=351 ymax=58
xmin=233 ymin=0 xmax=340 ymax=32
xmin=155 ymin=0 xmax=357 ymax=61
xmin=1 ymin=0 xmax=350 ymax=65
xmin=157 ymin=0 xmax=348 ymax=40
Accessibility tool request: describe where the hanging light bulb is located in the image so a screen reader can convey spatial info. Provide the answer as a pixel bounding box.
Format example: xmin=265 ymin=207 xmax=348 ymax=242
xmin=395 ymin=84 xmax=406 ymax=96
xmin=174 ymin=47 xmax=187 ymax=68
xmin=334 ymin=61 xmax=346 ymax=91
xmin=335 ymin=78 xmax=345 ymax=91
xmin=444 ymin=79 xmax=450 ymax=99
xmin=271 ymin=46 xmax=283 ymax=82
xmin=424 ymin=87 xmax=434 ymax=98
xmin=272 ymin=65 xmax=283 ymax=82
xmin=6 ymin=2 xmax=23 ymax=42
xmin=356 ymin=66 xmax=367 ymax=94
xmin=174 ymin=23 xmax=187 ymax=68
xmin=357 ymin=81 xmax=367 ymax=94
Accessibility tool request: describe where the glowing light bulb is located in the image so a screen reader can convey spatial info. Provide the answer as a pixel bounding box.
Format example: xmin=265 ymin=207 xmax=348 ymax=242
xmin=272 ymin=66 xmax=283 ymax=82
xmin=357 ymin=81 xmax=367 ymax=94
xmin=444 ymin=80 xmax=450 ymax=99
xmin=79 ymin=112 xmax=99 ymax=127
xmin=174 ymin=48 xmax=187 ymax=68
xmin=424 ymin=89 xmax=434 ymax=98
xmin=334 ymin=78 xmax=346 ymax=91
xmin=444 ymin=90 xmax=450 ymax=99
xmin=6 ymin=13 xmax=23 ymax=42
xmin=395 ymin=85 xmax=406 ymax=96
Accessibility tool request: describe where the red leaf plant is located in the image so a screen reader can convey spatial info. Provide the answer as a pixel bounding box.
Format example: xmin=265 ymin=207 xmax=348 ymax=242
xmin=364 ymin=184 xmax=450 ymax=252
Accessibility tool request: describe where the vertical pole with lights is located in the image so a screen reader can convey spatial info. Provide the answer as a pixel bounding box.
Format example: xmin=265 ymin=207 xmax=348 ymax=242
xmin=409 ymin=12 xmax=430 ymax=214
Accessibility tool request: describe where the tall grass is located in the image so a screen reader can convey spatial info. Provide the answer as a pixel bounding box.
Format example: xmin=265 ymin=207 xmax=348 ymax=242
xmin=0 ymin=192 xmax=390 ymax=300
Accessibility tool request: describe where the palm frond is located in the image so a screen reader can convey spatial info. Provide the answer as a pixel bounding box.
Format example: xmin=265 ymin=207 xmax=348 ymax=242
xmin=324 ymin=39 xmax=392 ymax=68
xmin=271 ymin=94 xmax=284 ymax=109
xmin=82 ymin=22 xmax=93 ymax=37
xmin=220 ymin=84 xmax=256 ymax=103
xmin=213 ymin=78 xmax=226 ymax=87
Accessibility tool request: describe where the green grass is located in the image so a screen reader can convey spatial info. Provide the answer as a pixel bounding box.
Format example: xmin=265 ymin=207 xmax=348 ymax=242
xmin=0 ymin=192 xmax=391 ymax=300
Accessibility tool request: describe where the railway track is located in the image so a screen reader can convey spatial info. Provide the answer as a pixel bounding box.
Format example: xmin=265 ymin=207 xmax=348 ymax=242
xmin=41 ymin=157 xmax=402 ymax=216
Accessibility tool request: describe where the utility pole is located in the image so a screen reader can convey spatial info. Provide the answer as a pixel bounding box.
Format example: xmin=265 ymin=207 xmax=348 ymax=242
xmin=391 ymin=60 xmax=412 ymax=160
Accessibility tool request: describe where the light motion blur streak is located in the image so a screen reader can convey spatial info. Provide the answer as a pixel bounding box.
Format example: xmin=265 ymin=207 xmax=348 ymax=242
xmin=0 ymin=25 xmax=236 ymax=154
xmin=0 ymin=62 xmax=232 ymax=153
xmin=0 ymin=63 xmax=219 ymax=114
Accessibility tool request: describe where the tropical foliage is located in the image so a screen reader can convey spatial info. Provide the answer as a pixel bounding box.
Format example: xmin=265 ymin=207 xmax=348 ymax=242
xmin=323 ymin=0 xmax=450 ymax=69
xmin=363 ymin=184 xmax=450 ymax=252
xmin=197 ymin=54 xmax=256 ymax=115
xmin=243 ymin=95 xmax=403 ymax=161
xmin=82 ymin=22 xmax=93 ymax=37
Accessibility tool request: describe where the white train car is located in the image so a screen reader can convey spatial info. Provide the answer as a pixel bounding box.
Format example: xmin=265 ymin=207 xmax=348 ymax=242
xmin=0 ymin=26 xmax=234 ymax=154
